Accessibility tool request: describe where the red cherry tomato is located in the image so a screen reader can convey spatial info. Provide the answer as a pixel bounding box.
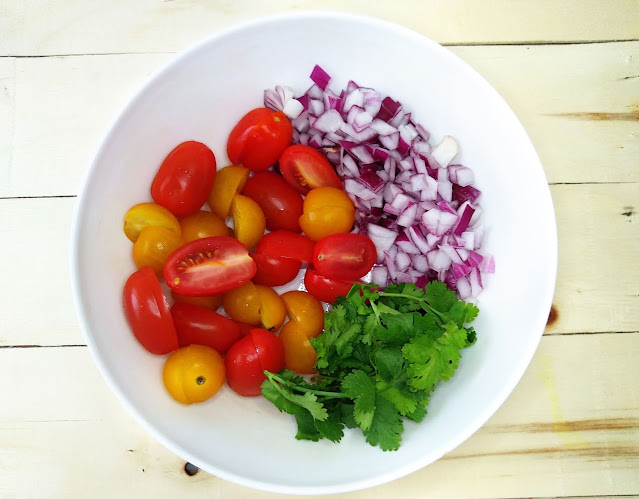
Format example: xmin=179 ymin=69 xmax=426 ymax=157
xmin=122 ymin=267 xmax=178 ymax=355
xmin=151 ymin=141 xmax=217 ymax=217
xmin=251 ymin=252 xmax=301 ymax=287
xmin=225 ymin=328 xmax=285 ymax=396
xmin=256 ymin=230 xmax=315 ymax=263
xmin=227 ymin=108 xmax=293 ymax=172
xmin=304 ymin=270 xmax=358 ymax=304
xmin=170 ymin=303 xmax=241 ymax=354
xmin=278 ymin=144 xmax=342 ymax=194
xmin=313 ymin=233 xmax=377 ymax=280
xmin=164 ymin=236 xmax=256 ymax=296
xmin=234 ymin=321 xmax=255 ymax=338
xmin=241 ymin=171 xmax=304 ymax=232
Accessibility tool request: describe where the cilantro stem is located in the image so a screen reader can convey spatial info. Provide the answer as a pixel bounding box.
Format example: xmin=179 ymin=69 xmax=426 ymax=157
xmin=377 ymin=292 xmax=445 ymax=323
xmin=265 ymin=371 xmax=349 ymax=399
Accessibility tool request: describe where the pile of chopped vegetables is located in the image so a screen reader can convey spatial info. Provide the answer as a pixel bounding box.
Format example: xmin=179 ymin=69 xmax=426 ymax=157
xmin=264 ymin=65 xmax=494 ymax=300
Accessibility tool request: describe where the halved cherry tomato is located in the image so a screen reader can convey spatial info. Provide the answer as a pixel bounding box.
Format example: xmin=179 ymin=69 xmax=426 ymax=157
xmin=251 ymin=253 xmax=301 ymax=287
xmin=255 ymin=285 xmax=286 ymax=331
xmin=151 ymin=141 xmax=217 ymax=217
xmin=231 ymin=194 xmax=266 ymax=250
xmin=281 ymin=291 xmax=325 ymax=337
xmin=299 ymin=186 xmax=355 ymax=241
xmin=179 ymin=210 xmax=231 ymax=243
xmin=256 ymin=231 xmax=315 ymax=263
xmin=123 ymin=202 xmax=181 ymax=242
xmin=122 ymin=267 xmax=178 ymax=355
xmin=163 ymin=345 xmax=225 ymax=404
xmin=227 ymin=108 xmax=293 ymax=172
xmin=225 ymin=328 xmax=285 ymax=396
xmin=207 ymin=165 xmax=250 ymax=219
xmin=132 ymin=226 xmax=182 ymax=275
xmin=304 ymin=270 xmax=358 ymax=305
xmin=171 ymin=290 xmax=223 ymax=311
xmin=278 ymin=320 xmax=317 ymax=374
xmin=242 ymin=171 xmax=303 ymax=232
xmin=171 ymin=303 xmax=241 ymax=354
xmin=278 ymin=144 xmax=342 ymax=194
xmin=313 ymin=233 xmax=377 ymax=281
xmin=234 ymin=321 xmax=255 ymax=338
xmin=164 ymin=236 xmax=256 ymax=296
xmin=223 ymin=281 xmax=261 ymax=326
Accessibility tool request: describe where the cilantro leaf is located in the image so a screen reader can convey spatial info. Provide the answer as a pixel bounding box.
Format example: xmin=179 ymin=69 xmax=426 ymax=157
xmin=362 ymin=396 xmax=404 ymax=451
xmin=424 ymin=280 xmax=458 ymax=312
xmin=342 ymin=370 xmax=376 ymax=430
xmin=295 ymin=411 xmax=321 ymax=441
xmin=314 ymin=410 xmax=344 ymax=442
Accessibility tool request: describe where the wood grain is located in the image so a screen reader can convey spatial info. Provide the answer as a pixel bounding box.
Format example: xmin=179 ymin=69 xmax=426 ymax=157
xmin=1 ymin=333 xmax=637 ymax=498
xmin=1 ymin=42 xmax=638 ymax=198
xmin=1 ymin=0 xmax=638 ymax=57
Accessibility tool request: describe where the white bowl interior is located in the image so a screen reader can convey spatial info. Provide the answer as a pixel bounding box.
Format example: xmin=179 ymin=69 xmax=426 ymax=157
xmin=71 ymin=12 xmax=557 ymax=495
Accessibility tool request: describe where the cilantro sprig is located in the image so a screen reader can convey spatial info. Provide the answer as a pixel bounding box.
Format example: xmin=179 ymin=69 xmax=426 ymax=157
xmin=261 ymin=281 xmax=479 ymax=451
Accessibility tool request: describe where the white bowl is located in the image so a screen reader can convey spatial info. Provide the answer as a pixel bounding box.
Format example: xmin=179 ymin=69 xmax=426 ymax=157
xmin=71 ymin=11 xmax=557 ymax=495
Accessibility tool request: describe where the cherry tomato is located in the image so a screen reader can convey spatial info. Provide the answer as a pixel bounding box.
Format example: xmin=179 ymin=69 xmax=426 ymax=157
xmin=251 ymin=253 xmax=301 ymax=287
xmin=256 ymin=230 xmax=315 ymax=263
xmin=225 ymin=328 xmax=285 ymax=397
xmin=208 ymin=165 xmax=250 ymax=219
xmin=281 ymin=290 xmax=325 ymax=337
xmin=171 ymin=290 xmax=223 ymax=310
xmin=171 ymin=303 xmax=241 ymax=354
xmin=242 ymin=171 xmax=304 ymax=232
xmin=227 ymin=108 xmax=293 ymax=172
xmin=151 ymin=141 xmax=217 ymax=217
xmin=278 ymin=321 xmax=318 ymax=374
xmin=163 ymin=345 xmax=225 ymax=404
xmin=304 ymin=270 xmax=358 ymax=305
xmin=231 ymin=194 xmax=266 ymax=250
xmin=299 ymin=186 xmax=355 ymax=241
xmin=255 ymin=285 xmax=287 ymax=331
xmin=223 ymin=281 xmax=261 ymax=326
xmin=234 ymin=321 xmax=255 ymax=338
xmin=313 ymin=233 xmax=377 ymax=280
xmin=132 ymin=226 xmax=183 ymax=275
xmin=278 ymin=144 xmax=342 ymax=194
xmin=122 ymin=267 xmax=178 ymax=355
xmin=179 ymin=210 xmax=231 ymax=243
xmin=123 ymin=202 xmax=181 ymax=243
xmin=164 ymin=236 xmax=256 ymax=296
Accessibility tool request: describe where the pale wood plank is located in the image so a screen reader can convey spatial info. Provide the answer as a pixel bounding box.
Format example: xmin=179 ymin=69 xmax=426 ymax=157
xmin=1 ymin=0 xmax=638 ymax=57
xmin=3 ymin=42 xmax=638 ymax=198
xmin=1 ymin=333 xmax=637 ymax=498
xmin=0 ymin=58 xmax=15 ymax=198
xmin=1 ymin=182 xmax=637 ymax=343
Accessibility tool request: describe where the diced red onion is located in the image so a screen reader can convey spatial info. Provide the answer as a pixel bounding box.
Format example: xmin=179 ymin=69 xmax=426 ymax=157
xmin=431 ymin=136 xmax=458 ymax=168
xmin=310 ymin=64 xmax=332 ymax=91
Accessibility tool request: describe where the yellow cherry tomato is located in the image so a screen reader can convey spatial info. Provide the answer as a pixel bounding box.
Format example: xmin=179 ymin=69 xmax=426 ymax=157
xmin=223 ymin=281 xmax=261 ymax=326
xmin=278 ymin=320 xmax=317 ymax=374
xmin=179 ymin=210 xmax=232 ymax=243
xmin=255 ymin=285 xmax=286 ymax=331
xmin=132 ymin=226 xmax=182 ymax=275
xmin=299 ymin=186 xmax=355 ymax=241
xmin=163 ymin=345 xmax=225 ymax=404
xmin=281 ymin=290 xmax=325 ymax=337
xmin=171 ymin=290 xmax=223 ymax=311
xmin=207 ymin=165 xmax=250 ymax=219
xmin=123 ymin=202 xmax=181 ymax=242
xmin=231 ymin=194 xmax=266 ymax=250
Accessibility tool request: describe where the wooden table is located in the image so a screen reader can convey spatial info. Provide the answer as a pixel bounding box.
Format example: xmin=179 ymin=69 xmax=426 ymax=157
xmin=2 ymin=2 xmax=638 ymax=497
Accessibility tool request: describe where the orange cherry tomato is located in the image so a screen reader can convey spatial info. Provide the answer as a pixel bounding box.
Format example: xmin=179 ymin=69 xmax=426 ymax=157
xmin=123 ymin=202 xmax=181 ymax=243
xmin=223 ymin=281 xmax=262 ymax=326
xmin=227 ymin=108 xmax=293 ymax=172
xmin=171 ymin=290 xmax=223 ymax=311
xmin=179 ymin=210 xmax=231 ymax=243
xmin=231 ymin=194 xmax=266 ymax=250
xmin=255 ymin=285 xmax=286 ymax=331
xmin=132 ymin=226 xmax=182 ymax=275
xmin=299 ymin=186 xmax=355 ymax=241
xmin=163 ymin=345 xmax=225 ymax=404
xmin=281 ymin=291 xmax=325 ymax=337
xmin=278 ymin=320 xmax=318 ymax=374
xmin=208 ymin=165 xmax=250 ymax=219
